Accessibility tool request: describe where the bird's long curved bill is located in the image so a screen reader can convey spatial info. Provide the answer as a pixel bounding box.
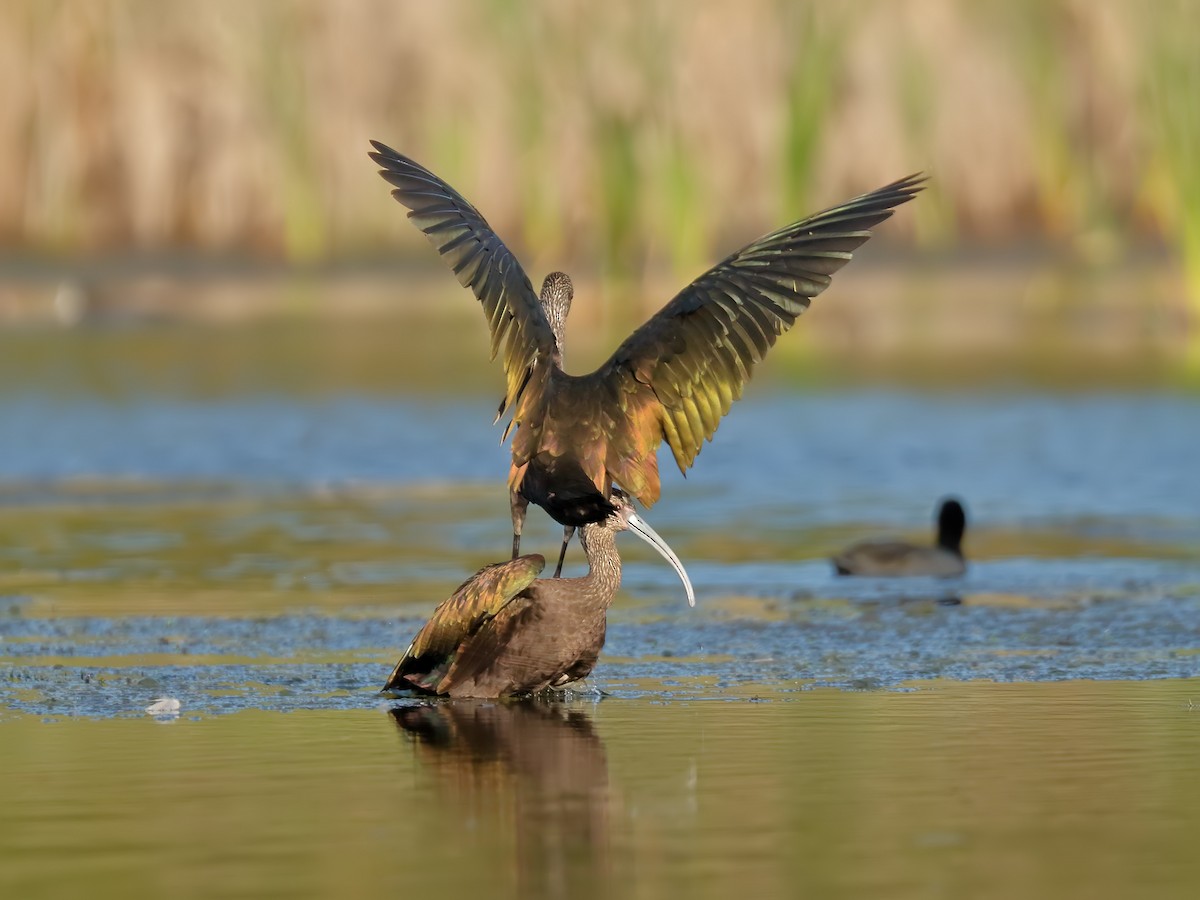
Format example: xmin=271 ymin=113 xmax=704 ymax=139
xmin=626 ymin=512 xmax=695 ymax=607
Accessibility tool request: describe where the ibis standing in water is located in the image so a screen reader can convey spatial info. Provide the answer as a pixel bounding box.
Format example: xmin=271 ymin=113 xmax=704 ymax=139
xmin=382 ymin=489 xmax=693 ymax=699
xmin=370 ymin=141 xmax=923 ymax=573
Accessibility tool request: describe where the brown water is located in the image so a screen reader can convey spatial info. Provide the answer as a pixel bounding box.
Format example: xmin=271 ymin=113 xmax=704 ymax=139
xmin=2 ymin=683 xmax=1199 ymax=900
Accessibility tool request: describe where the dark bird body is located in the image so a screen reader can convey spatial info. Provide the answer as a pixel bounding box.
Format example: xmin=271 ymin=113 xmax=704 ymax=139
xmin=383 ymin=492 xmax=693 ymax=699
xmin=832 ymin=497 xmax=967 ymax=578
xmin=370 ymin=140 xmax=923 ymax=568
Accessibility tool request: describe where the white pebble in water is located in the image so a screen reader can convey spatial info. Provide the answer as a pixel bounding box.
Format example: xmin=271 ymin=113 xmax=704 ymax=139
xmin=145 ymin=697 xmax=181 ymax=716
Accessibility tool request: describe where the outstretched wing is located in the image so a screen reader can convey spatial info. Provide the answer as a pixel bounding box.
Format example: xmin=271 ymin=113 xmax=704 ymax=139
xmin=382 ymin=554 xmax=545 ymax=691
xmin=588 ymin=174 xmax=925 ymax=494
xmin=369 ymin=141 xmax=557 ymax=423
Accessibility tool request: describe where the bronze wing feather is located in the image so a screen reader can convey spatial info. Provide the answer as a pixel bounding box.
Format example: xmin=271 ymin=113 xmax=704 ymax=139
xmin=369 ymin=141 xmax=558 ymax=425
xmin=435 ymin=598 xmax=543 ymax=696
xmin=587 ymin=173 xmax=926 ymax=496
xmin=382 ymin=554 xmax=545 ymax=691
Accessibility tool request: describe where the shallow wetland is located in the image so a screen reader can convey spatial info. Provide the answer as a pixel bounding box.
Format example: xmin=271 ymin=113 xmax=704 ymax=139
xmin=1 ymin=319 xmax=1198 ymax=899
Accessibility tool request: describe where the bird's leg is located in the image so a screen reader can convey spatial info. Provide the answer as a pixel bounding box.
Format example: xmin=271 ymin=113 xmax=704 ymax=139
xmin=553 ymin=525 xmax=575 ymax=578
xmin=510 ymin=490 xmax=528 ymax=559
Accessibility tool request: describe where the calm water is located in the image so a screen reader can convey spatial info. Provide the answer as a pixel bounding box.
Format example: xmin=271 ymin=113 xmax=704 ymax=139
xmin=3 ymin=685 xmax=1200 ymax=900
xmin=1 ymin=322 xmax=1199 ymax=898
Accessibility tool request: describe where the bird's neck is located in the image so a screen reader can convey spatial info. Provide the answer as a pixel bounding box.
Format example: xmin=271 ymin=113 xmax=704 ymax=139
xmin=547 ymin=312 xmax=566 ymax=357
xmin=937 ymin=527 xmax=963 ymax=556
xmin=576 ymin=526 xmax=622 ymax=603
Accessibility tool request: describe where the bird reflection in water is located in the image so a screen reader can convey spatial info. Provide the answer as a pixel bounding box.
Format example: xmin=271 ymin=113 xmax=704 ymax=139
xmin=389 ymin=701 xmax=616 ymax=898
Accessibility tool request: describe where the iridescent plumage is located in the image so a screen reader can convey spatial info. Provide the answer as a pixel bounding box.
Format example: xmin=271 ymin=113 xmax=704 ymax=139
xmin=382 ymin=491 xmax=693 ymax=698
xmin=370 ymin=140 xmax=924 ymax=563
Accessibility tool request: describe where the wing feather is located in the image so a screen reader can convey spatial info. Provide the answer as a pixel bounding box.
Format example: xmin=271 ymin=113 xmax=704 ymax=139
xmin=436 ymin=599 xmax=541 ymax=695
xmin=369 ymin=140 xmax=556 ymax=422
xmin=589 ymin=173 xmax=926 ymax=493
xmin=381 ymin=554 xmax=545 ymax=691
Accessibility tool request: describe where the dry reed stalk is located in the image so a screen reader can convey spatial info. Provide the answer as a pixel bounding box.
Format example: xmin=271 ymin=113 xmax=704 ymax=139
xmin=0 ymin=0 xmax=1192 ymax=311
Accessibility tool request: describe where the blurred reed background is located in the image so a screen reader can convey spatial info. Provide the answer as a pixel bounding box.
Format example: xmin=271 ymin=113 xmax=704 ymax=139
xmin=0 ymin=0 xmax=1197 ymax=372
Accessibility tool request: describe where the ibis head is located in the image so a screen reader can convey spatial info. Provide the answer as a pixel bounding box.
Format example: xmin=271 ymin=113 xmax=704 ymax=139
xmin=540 ymin=272 xmax=573 ymax=351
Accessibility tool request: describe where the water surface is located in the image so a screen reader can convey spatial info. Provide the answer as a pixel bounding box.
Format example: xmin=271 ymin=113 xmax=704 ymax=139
xmin=1 ymin=322 xmax=1199 ymax=898
xmin=3 ymin=684 xmax=1199 ymax=900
